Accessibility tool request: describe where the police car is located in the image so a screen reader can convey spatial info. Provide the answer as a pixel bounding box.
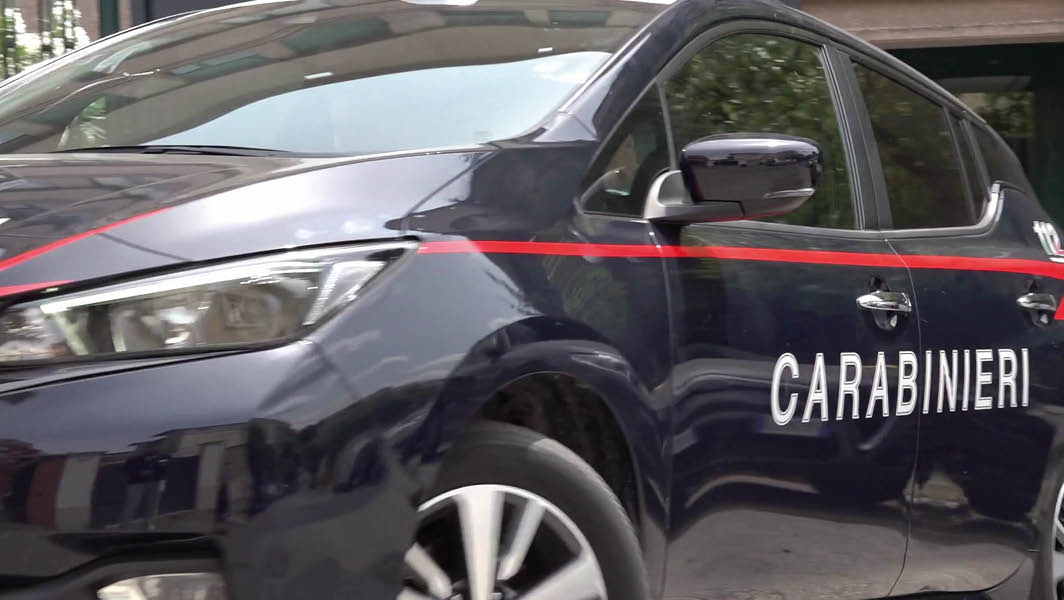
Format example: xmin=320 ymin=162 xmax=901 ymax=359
xmin=0 ymin=0 xmax=1056 ymax=599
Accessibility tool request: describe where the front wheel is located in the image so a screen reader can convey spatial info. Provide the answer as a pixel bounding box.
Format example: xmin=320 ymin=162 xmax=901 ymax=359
xmin=399 ymin=422 xmax=648 ymax=600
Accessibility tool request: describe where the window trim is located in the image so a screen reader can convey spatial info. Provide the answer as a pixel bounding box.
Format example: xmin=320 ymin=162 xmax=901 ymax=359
xmin=948 ymin=114 xmax=991 ymax=225
xmin=844 ymin=57 xmax=1003 ymax=238
xmin=960 ymin=118 xmax=992 ymax=191
xmin=945 ymin=114 xmax=977 ymax=217
xmin=824 ymin=45 xmax=881 ymax=231
xmin=651 ymin=20 xmax=872 ymax=236
xmin=875 ymin=182 xmax=1003 ymax=240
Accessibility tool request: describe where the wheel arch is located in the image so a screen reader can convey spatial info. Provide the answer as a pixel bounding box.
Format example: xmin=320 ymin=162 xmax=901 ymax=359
xmin=400 ymin=316 xmax=670 ymax=584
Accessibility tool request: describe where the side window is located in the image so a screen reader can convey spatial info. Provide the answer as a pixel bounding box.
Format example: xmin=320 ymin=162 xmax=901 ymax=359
xmin=953 ymin=117 xmax=989 ymax=222
xmin=853 ymin=63 xmax=975 ymax=229
xmin=664 ymin=34 xmax=854 ymax=229
xmin=583 ymin=88 xmax=670 ymax=216
xmin=972 ymin=125 xmax=1033 ymax=192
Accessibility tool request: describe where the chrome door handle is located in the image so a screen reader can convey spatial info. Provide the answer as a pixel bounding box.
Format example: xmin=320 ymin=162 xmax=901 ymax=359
xmin=856 ymin=291 xmax=912 ymax=314
xmin=1017 ymin=292 xmax=1057 ymax=312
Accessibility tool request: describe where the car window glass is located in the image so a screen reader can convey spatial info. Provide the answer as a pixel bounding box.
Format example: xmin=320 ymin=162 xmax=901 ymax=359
xmin=0 ymin=3 xmax=664 ymax=156
xmin=973 ymin=125 xmax=1033 ymax=192
xmin=583 ymin=88 xmax=670 ymax=216
xmin=853 ymin=63 xmax=974 ymax=229
xmin=665 ymin=34 xmax=854 ymax=229
xmin=953 ymin=118 xmax=989 ymax=222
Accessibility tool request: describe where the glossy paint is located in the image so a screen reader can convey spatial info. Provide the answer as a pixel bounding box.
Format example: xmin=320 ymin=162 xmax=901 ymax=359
xmin=0 ymin=1 xmax=1060 ymax=600
xmin=663 ymin=222 xmax=919 ymax=600
xmin=890 ymin=184 xmax=1064 ymax=596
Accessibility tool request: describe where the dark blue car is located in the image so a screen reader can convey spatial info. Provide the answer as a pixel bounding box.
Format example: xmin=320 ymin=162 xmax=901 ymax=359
xmin=0 ymin=1 xmax=1058 ymax=600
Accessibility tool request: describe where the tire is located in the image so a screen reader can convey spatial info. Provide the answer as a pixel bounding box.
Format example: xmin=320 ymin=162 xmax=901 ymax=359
xmin=401 ymin=421 xmax=649 ymax=600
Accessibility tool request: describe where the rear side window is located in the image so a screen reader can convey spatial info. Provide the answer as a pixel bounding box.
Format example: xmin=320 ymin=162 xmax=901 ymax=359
xmin=664 ymin=34 xmax=855 ymax=229
xmin=973 ymin=125 xmax=1033 ymax=192
xmin=854 ymin=63 xmax=976 ymax=229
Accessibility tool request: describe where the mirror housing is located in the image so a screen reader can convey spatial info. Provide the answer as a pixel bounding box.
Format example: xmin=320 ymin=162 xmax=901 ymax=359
xmin=644 ymin=134 xmax=822 ymax=224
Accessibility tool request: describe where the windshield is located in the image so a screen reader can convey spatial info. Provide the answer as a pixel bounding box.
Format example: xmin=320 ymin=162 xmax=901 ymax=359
xmin=0 ymin=0 xmax=663 ymax=156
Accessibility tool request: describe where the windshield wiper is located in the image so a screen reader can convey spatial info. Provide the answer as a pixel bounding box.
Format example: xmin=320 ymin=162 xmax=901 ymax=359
xmin=54 ymin=144 xmax=292 ymax=157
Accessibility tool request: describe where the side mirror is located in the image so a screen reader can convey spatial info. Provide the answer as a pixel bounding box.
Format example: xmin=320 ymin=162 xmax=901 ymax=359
xmin=643 ymin=134 xmax=822 ymax=224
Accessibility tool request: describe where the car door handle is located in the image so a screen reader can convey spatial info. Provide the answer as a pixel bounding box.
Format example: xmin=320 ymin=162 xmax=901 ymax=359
xmin=1017 ymin=292 xmax=1057 ymax=312
xmin=856 ymin=291 xmax=912 ymax=314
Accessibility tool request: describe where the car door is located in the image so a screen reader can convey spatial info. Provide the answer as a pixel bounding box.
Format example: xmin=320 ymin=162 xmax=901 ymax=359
xmin=652 ymin=29 xmax=920 ymax=600
xmin=844 ymin=58 xmax=1064 ymax=595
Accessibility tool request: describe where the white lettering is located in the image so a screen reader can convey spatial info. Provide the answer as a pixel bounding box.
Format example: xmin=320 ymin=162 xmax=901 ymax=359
xmin=837 ymin=353 xmax=862 ymax=420
xmin=1022 ymin=348 xmax=1030 ymax=407
xmin=998 ymin=348 xmax=1017 ymax=408
xmin=804 ymin=353 xmax=829 ymax=422
xmin=937 ymin=350 xmax=959 ymax=413
xmin=770 ymin=347 xmax=1031 ymax=425
xmin=772 ymin=353 xmax=800 ymax=425
xmin=867 ymin=352 xmax=891 ymax=418
xmin=896 ymin=351 xmax=918 ymax=416
xmin=922 ymin=350 xmax=933 ymax=414
xmin=974 ymin=348 xmax=993 ymax=410
xmin=962 ymin=349 xmax=971 ymax=411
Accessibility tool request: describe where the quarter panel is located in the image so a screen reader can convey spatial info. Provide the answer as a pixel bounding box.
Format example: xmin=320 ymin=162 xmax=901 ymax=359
xmin=310 ymin=216 xmax=676 ymax=595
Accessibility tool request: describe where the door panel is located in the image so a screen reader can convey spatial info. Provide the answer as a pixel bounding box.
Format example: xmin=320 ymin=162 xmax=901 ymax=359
xmin=658 ymin=30 xmax=919 ymax=600
xmin=662 ymin=225 xmax=919 ymax=600
xmin=846 ymin=54 xmax=1061 ymax=593
xmin=890 ymin=188 xmax=1064 ymax=594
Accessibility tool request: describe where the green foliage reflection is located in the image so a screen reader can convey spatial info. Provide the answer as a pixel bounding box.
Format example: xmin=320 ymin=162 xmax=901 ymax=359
xmin=665 ymin=34 xmax=854 ymax=229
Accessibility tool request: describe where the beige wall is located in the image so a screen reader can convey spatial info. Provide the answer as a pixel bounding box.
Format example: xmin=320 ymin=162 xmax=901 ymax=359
xmin=804 ymin=0 xmax=1064 ymax=48
xmin=11 ymin=1 xmax=1064 ymax=50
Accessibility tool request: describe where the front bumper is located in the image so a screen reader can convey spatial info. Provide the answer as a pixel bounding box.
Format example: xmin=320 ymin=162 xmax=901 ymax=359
xmin=0 ymin=342 xmax=413 ymax=599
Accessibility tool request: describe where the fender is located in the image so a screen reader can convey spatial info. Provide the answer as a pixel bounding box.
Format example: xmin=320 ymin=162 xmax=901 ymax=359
xmin=376 ymin=317 xmax=670 ymax=597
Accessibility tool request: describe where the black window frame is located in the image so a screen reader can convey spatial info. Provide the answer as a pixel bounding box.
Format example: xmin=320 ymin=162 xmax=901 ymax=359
xmin=577 ymin=20 xmax=881 ymax=239
xmin=951 ymin=115 xmax=993 ymax=223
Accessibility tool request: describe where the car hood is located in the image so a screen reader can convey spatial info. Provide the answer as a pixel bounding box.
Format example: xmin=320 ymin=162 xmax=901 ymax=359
xmin=0 ymin=150 xmax=491 ymax=295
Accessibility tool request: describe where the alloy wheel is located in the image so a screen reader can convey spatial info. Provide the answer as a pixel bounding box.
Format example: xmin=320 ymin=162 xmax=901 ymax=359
xmin=399 ymin=484 xmax=608 ymax=600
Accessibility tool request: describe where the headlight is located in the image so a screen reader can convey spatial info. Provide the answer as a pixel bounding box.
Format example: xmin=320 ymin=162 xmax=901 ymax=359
xmin=0 ymin=241 xmax=412 ymax=363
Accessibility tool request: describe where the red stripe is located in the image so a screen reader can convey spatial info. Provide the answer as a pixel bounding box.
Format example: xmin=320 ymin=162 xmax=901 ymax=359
xmin=419 ymin=239 xmax=1064 ymax=280
xmin=420 ymin=240 xmax=903 ymax=267
xmin=899 ymin=253 xmax=1064 ymax=279
xmin=662 ymin=245 xmax=906 ymax=267
xmin=0 ymin=208 xmax=171 ymax=274
xmin=422 ymin=240 xmax=1064 ymax=320
xmin=0 ymin=280 xmax=71 ymax=297
xmin=417 ymin=240 xmax=667 ymax=258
